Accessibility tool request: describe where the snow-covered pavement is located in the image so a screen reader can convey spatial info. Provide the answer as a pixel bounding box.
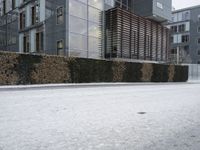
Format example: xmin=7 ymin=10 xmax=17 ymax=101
xmin=0 ymin=83 xmax=200 ymax=150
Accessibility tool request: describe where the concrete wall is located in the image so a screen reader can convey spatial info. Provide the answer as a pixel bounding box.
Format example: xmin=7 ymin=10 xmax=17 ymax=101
xmin=188 ymin=64 xmax=200 ymax=81
xmin=45 ymin=0 xmax=67 ymax=55
xmin=133 ymin=0 xmax=153 ymax=17
xmin=152 ymin=0 xmax=172 ymax=21
xmin=133 ymin=0 xmax=172 ymax=22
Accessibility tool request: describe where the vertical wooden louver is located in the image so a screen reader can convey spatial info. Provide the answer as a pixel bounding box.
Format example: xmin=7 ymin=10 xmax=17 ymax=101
xmin=105 ymin=7 xmax=170 ymax=62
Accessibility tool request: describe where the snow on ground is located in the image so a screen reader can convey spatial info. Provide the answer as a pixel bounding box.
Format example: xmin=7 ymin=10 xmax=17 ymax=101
xmin=0 ymin=83 xmax=200 ymax=150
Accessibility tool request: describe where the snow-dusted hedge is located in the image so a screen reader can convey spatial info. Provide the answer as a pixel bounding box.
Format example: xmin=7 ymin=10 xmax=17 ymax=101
xmin=0 ymin=52 xmax=188 ymax=85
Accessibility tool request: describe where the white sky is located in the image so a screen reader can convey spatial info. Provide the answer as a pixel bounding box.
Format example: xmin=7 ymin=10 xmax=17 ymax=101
xmin=172 ymin=0 xmax=200 ymax=10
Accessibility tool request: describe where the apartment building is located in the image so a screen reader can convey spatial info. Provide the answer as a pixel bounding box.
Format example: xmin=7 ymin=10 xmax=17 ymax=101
xmin=167 ymin=5 xmax=200 ymax=64
xmin=0 ymin=0 xmax=172 ymax=62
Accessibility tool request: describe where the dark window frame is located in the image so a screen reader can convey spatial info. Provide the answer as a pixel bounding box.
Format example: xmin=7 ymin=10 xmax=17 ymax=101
xmin=56 ymin=6 xmax=64 ymax=25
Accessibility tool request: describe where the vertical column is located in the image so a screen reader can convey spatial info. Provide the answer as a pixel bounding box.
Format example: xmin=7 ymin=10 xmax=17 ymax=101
xmin=144 ymin=20 xmax=147 ymax=60
xmin=39 ymin=0 xmax=45 ymax=22
xmin=66 ymin=0 xmax=70 ymax=57
xmin=30 ymin=29 xmax=36 ymax=53
xmin=161 ymin=27 xmax=163 ymax=61
xmin=129 ymin=12 xmax=132 ymax=59
xmin=156 ymin=24 xmax=158 ymax=61
xmin=120 ymin=9 xmax=123 ymax=58
xmin=150 ymin=22 xmax=153 ymax=60
xmin=26 ymin=5 xmax=30 ymax=27
xmin=166 ymin=29 xmax=170 ymax=62
xmin=19 ymin=33 xmax=23 ymax=52
xmin=137 ymin=17 xmax=140 ymax=59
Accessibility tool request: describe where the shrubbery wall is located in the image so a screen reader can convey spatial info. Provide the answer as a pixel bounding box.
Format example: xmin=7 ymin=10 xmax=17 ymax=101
xmin=0 ymin=52 xmax=188 ymax=85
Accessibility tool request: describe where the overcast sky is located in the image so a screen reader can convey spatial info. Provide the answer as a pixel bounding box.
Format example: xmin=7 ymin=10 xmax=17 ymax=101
xmin=172 ymin=0 xmax=200 ymax=10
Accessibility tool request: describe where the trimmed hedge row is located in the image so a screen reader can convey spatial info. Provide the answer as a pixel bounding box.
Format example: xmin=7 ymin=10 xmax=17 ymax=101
xmin=0 ymin=52 xmax=188 ymax=85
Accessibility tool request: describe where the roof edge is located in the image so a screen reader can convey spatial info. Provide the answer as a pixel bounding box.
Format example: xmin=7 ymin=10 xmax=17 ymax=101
xmin=173 ymin=4 xmax=200 ymax=13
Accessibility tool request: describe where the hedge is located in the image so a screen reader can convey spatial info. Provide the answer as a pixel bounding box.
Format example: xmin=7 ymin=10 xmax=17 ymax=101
xmin=0 ymin=52 xmax=188 ymax=85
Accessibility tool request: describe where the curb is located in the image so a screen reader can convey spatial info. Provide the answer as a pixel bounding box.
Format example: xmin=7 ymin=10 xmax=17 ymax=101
xmin=0 ymin=82 xmax=198 ymax=92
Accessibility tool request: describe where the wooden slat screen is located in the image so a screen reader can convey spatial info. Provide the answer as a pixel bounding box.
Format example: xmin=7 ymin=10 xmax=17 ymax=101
xmin=105 ymin=7 xmax=170 ymax=62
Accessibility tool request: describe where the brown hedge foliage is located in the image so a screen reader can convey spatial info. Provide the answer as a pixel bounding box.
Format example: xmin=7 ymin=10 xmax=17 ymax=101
xmin=0 ymin=52 xmax=19 ymax=85
xmin=0 ymin=52 xmax=188 ymax=85
xmin=112 ymin=61 xmax=125 ymax=82
xmin=30 ymin=56 xmax=70 ymax=84
xmin=168 ymin=65 xmax=175 ymax=82
xmin=141 ymin=63 xmax=153 ymax=82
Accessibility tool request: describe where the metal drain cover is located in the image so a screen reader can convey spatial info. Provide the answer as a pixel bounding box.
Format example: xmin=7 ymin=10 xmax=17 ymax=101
xmin=137 ymin=112 xmax=147 ymax=115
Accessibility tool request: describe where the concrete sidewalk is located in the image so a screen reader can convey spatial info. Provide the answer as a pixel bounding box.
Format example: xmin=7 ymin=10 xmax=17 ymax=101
xmin=1 ymin=82 xmax=200 ymax=150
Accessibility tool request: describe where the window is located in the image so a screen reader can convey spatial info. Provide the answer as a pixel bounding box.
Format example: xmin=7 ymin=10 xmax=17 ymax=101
xmin=105 ymin=0 xmax=115 ymax=7
xmin=183 ymin=45 xmax=189 ymax=54
xmin=31 ymin=3 xmax=40 ymax=25
xmin=89 ymin=37 xmax=101 ymax=58
xmin=171 ymin=48 xmax=177 ymax=54
xmin=23 ymin=34 xmax=30 ymax=53
xmin=20 ymin=11 xmax=26 ymax=29
xmin=197 ymin=38 xmax=200 ymax=44
xmin=181 ymin=35 xmax=189 ymax=43
xmin=70 ymin=33 xmax=87 ymax=51
xmin=56 ymin=7 xmax=64 ymax=25
xmin=88 ymin=22 xmax=101 ymax=38
xmin=12 ymin=0 xmax=16 ymax=10
xmin=198 ymin=27 xmax=200 ymax=33
xmin=157 ymin=2 xmax=163 ymax=9
xmin=88 ymin=6 xmax=101 ymax=23
xmin=69 ymin=16 xmax=87 ymax=35
xmin=89 ymin=0 xmax=103 ymax=10
xmin=198 ymin=50 xmax=200 ymax=55
xmin=57 ymin=40 xmax=64 ymax=55
xmin=182 ymin=11 xmax=190 ymax=20
xmin=36 ymin=31 xmax=43 ymax=53
xmin=178 ymin=24 xmax=185 ymax=32
xmin=31 ymin=6 xmax=35 ymax=25
xmin=171 ymin=26 xmax=177 ymax=33
xmin=198 ymin=15 xmax=200 ymax=22
xmin=170 ymin=36 xmax=174 ymax=43
xmin=172 ymin=13 xmax=178 ymax=22
xmin=3 ymin=0 xmax=6 ymax=15
xmin=69 ymin=0 xmax=87 ymax=19
xmin=172 ymin=16 xmax=174 ymax=22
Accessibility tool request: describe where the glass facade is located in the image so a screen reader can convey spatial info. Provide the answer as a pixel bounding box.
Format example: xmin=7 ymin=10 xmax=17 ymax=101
xmin=68 ymin=0 xmax=103 ymax=59
xmin=0 ymin=0 xmax=18 ymax=52
xmin=68 ymin=0 xmax=132 ymax=59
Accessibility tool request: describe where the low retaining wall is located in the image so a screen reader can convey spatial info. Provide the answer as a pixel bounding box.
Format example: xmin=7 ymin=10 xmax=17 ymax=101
xmin=0 ymin=52 xmax=188 ymax=85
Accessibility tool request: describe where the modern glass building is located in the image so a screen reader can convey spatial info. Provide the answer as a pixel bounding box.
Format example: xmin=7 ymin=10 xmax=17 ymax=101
xmin=0 ymin=0 xmax=172 ymax=62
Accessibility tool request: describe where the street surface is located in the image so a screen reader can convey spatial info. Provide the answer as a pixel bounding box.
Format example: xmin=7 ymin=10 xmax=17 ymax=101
xmin=0 ymin=83 xmax=200 ymax=150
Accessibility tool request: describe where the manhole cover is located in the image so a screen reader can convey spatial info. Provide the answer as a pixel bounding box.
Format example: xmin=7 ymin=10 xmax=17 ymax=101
xmin=137 ymin=112 xmax=146 ymax=115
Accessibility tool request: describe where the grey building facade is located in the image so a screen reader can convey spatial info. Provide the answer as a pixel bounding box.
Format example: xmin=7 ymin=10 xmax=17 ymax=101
xmin=133 ymin=0 xmax=172 ymax=22
xmin=0 ymin=0 xmax=172 ymax=62
xmin=168 ymin=5 xmax=200 ymax=64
